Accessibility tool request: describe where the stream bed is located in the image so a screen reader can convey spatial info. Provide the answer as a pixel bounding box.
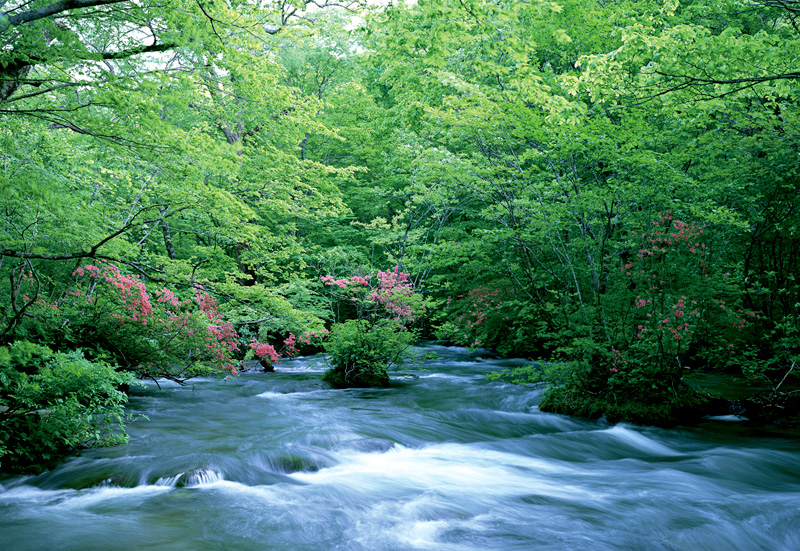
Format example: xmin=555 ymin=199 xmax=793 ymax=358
xmin=1 ymin=344 xmax=799 ymax=550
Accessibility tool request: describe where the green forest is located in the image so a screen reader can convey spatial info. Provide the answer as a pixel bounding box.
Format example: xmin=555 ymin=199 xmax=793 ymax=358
xmin=2 ymin=0 xmax=800 ymax=471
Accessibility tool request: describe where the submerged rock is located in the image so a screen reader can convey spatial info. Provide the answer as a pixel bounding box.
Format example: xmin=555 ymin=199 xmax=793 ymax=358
xmin=239 ymin=360 xmax=274 ymax=373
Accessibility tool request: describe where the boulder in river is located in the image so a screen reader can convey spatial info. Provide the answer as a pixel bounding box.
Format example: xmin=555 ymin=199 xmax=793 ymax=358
xmin=239 ymin=360 xmax=274 ymax=373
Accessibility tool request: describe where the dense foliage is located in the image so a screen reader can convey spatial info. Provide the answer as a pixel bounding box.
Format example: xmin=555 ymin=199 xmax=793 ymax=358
xmin=0 ymin=341 xmax=134 ymax=472
xmin=2 ymin=0 xmax=800 ymax=468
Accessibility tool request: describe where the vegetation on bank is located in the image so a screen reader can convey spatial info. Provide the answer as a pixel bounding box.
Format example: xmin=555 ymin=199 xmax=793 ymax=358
xmin=3 ymin=0 xmax=800 ymax=469
xmin=0 ymin=341 xmax=134 ymax=472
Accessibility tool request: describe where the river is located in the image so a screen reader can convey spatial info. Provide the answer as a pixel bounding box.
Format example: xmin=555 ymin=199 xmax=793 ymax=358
xmin=1 ymin=344 xmax=799 ymax=550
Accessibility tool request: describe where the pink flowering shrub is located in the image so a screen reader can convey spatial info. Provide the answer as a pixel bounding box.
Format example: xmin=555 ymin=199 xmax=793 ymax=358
xmin=320 ymin=267 xmax=428 ymax=388
xmin=247 ymin=341 xmax=280 ymax=369
xmin=282 ymin=329 xmax=329 ymax=357
xmin=239 ymin=328 xmax=328 ymax=368
xmin=283 ymin=333 xmax=299 ymax=357
xmin=321 ymin=266 xmax=426 ymax=327
xmin=23 ymin=262 xmax=245 ymax=381
xmin=611 ymin=213 xmax=758 ymax=374
xmin=530 ymin=214 xmax=755 ymax=425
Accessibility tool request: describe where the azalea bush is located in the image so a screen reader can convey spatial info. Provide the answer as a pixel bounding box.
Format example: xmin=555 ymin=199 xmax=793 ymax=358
xmin=283 ymin=328 xmax=330 ymax=357
xmin=321 ymin=268 xmax=427 ymax=325
xmin=64 ymin=263 xmax=240 ymax=380
xmin=16 ymin=262 xmax=287 ymax=382
xmin=537 ymin=214 xmax=758 ymax=424
xmin=321 ymin=267 xmax=427 ymax=388
xmin=245 ymin=341 xmax=281 ymax=370
xmin=611 ymin=214 xmax=756 ymax=371
xmin=481 ymin=214 xmax=763 ymax=424
xmin=241 ymin=325 xmax=329 ymax=370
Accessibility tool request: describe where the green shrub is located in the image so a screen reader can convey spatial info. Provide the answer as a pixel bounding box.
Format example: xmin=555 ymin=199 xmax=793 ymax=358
xmin=323 ymin=320 xmax=415 ymax=388
xmin=0 ymin=341 xmax=135 ymax=472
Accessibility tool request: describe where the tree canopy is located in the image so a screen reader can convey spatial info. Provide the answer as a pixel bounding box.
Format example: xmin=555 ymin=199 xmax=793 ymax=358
xmin=3 ymin=0 xmax=800 ymax=470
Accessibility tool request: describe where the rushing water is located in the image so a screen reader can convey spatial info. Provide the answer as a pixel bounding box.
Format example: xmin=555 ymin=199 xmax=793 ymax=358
xmin=2 ymin=345 xmax=800 ymax=551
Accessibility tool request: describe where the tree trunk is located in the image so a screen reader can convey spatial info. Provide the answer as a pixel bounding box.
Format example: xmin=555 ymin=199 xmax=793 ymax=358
xmin=159 ymin=207 xmax=176 ymax=260
xmin=0 ymin=62 xmax=33 ymax=103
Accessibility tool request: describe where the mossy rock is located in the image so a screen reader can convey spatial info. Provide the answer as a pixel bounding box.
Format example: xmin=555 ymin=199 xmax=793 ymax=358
xmin=540 ymin=383 xmax=710 ymax=426
xmin=323 ymin=362 xmax=389 ymax=389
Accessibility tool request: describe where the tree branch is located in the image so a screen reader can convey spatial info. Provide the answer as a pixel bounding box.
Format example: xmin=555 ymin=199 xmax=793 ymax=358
xmin=99 ymin=42 xmax=179 ymax=60
xmin=0 ymin=205 xmax=166 ymax=261
xmin=6 ymin=0 xmax=131 ymax=27
xmin=654 ymin=71 xmax=800 ymax=87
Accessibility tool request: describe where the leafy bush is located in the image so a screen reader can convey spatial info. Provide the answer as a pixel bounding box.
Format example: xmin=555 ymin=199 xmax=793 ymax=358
xmin=434 ymin=287 xmax=550 ymax=356
xmin=0 ymin=341 xmax=135 ymax=472
xmin=434 ymin=286 xmax=512 ymax=349
xmin=323 ymin=320 xmax=414 ymax=388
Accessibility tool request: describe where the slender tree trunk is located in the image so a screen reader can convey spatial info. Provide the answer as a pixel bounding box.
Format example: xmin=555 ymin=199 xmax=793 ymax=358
xmin=299 ymin=132 xmax=310 ymax=160
xmin=159 ymin=207 xmax=176 ymax=260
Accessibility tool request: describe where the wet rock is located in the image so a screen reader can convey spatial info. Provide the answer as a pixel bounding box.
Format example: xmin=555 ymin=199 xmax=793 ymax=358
xmin=239 ymin=360 xmax=273 ymax=373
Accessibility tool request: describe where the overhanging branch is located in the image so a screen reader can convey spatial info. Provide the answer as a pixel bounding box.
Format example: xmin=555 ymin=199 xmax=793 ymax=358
xmin=654 ymin=71 xmax=800 ymax=87
xmin=6 ymin=0 xmax=131 ymax=27
xmin=99 ymin=42 xmax=179 ymax=60
xmin=0 ymin=204 xmax=171 ymax=262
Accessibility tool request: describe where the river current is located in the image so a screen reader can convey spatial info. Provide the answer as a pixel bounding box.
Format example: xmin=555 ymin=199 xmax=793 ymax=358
xmin=1 ymin=344 xmax=799 ymax=550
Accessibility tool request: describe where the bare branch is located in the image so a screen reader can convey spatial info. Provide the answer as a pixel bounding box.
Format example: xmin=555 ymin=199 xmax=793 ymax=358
xmin=3 ymin=82 xmax=82 ymax=103
xmin=653 ymin=71 xmax=800 ymax=87
xmin=196 ymin=1 xmax=226 ymax=47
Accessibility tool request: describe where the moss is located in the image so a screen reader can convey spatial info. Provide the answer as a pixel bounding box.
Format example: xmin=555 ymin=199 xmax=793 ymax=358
xmin=540 ymin=382 xmax=710 ymax=426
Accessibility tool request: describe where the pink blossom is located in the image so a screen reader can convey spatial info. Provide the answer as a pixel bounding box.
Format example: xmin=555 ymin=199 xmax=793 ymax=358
xmin=249 ymin=341 xmax=280 ymax=363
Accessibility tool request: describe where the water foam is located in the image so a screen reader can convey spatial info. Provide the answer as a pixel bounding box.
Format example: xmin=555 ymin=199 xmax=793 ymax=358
xmin=603 ymin=425 xmax=682 ymax=457
xmin=290 ymin=442 xmax=599 ymax=503
xmin=184 ymin=469 xmax=225 ymax=486
xmin=255 ymin=391 xmax=289 ymax=399
xmin=706 ymin=415 xmax=748 ymax=422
